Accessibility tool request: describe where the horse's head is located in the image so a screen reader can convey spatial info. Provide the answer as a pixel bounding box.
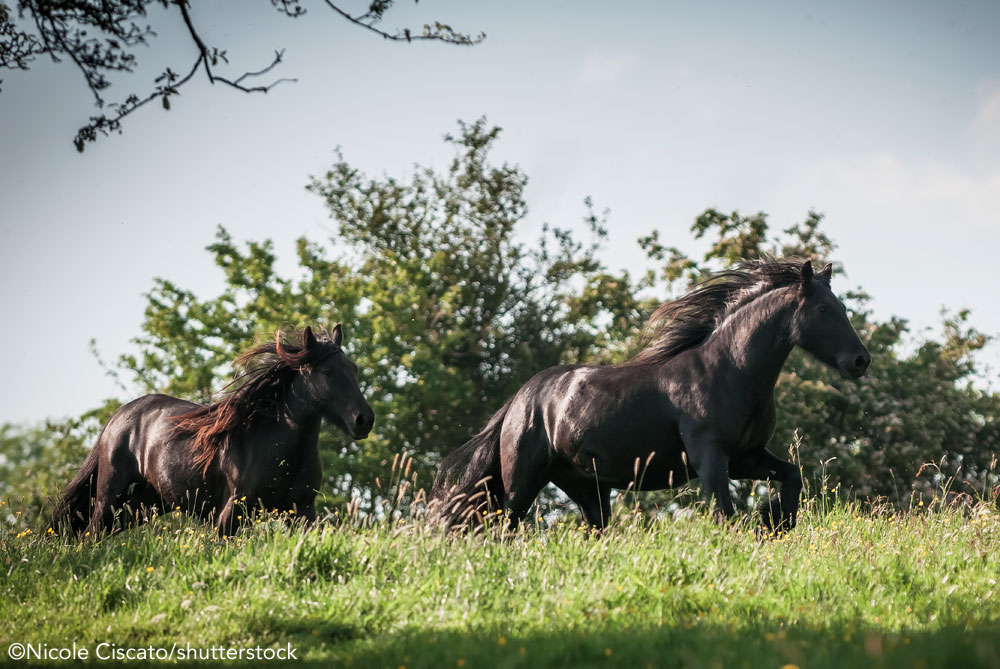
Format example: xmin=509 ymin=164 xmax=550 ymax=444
xmin=288 ymin=325 xmax=375 ymax=439
xmin=790 ymin=261 xmax=871 ymax=379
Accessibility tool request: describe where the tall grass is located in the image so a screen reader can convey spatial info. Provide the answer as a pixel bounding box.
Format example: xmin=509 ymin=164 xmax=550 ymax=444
xmin=2 ymin=484 xmax=1000 ymax=668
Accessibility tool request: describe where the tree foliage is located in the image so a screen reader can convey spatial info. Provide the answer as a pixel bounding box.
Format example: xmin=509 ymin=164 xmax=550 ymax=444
xmin=3 ymin=120 xmax=997 ymax=522
xmin=0 ymin=0 xmax=483 ymax=150
xmin=107 ymin=118 xmax=638 ymax=507
xmin=642 ymin=209 xmax=1000 ymax=505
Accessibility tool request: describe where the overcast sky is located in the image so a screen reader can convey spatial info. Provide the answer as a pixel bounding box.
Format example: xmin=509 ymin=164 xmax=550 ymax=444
xmin=1 ymin=0 xmax=998 ymax=424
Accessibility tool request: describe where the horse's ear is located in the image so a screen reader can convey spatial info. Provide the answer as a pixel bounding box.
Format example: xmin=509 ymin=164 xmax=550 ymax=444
xmin=799 ymin=260 xmax=814 ymax=295
xmin=302 ymin=326 xmax=318 ymax=350
xmin=331 ymin=323 xmax=343 ymax=348
xmin=818 ymin=263 xmax=833 ymax=286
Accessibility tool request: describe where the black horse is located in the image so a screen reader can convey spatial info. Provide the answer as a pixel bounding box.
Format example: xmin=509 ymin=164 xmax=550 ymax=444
xmin=432 ymin=259 xmax=870 ymax=532
xmin=53 ymin=325 xmax=374 ymax=536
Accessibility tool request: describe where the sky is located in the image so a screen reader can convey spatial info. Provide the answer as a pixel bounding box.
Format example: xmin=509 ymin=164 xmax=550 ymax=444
xmin=1 ymin=0 xmax=998 ymax=424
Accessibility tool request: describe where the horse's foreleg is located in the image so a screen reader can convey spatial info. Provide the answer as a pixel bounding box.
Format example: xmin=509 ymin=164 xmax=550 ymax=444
xmin=730 ymin=449 xmax=802 ymax=531
xmin=293 ymin=497 xmax=316 ymax=525
xmin=215 ymin=496 xmax=236 ymax=536
xmin=686 ymin=441 xmax=735 ymax=519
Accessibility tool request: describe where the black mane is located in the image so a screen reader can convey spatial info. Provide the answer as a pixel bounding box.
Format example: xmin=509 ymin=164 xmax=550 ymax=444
xmin=173 ymin=328 xmax=339 ymax=473
xmin=626 ymin=258 xmax=806 ymax=366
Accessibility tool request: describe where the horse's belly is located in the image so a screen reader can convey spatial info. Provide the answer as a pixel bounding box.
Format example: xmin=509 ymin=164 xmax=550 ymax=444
xmin=566 ymin=413 xmax=688 ymax=489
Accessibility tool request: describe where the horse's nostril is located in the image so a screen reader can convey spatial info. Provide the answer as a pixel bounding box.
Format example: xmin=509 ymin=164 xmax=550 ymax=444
xmin=855 ymin=355 xmax=868 ymax=369
xmin=355 ymin=413 xmax=371 ymax=430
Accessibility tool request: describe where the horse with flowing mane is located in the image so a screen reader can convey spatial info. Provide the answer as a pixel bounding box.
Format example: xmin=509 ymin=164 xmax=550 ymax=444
xmin=431 ymin=259 xmax=870 ymax=532
xmin=53 ymin=325 xmax=374 ymax=536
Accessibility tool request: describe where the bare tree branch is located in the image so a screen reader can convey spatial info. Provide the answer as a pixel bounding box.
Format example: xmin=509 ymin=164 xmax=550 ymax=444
xmin=322 ymin=0 xmax=485 ymax=45
xmin=0 ymin=0 xmax=484 ymax=151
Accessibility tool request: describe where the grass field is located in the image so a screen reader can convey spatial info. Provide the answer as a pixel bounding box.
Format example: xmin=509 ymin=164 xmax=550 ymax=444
xmin=2 ymin=497 xmax=1000 ymax=668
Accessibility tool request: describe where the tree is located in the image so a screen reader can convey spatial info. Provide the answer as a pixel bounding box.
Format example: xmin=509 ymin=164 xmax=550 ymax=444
xmin=4 ymin=122 xmax=997 ymax=523
xmin=109 ymin=118 xmax=638 ymax=509
xmin=0 ymin=0 xmax=483 ymax=151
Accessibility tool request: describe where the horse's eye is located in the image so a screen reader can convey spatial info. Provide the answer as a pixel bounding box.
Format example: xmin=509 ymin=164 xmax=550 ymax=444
xmin=817 ymin=304 xmax=829 ymax=314
xmin=320 ymin=368 xmax=332 ymax=377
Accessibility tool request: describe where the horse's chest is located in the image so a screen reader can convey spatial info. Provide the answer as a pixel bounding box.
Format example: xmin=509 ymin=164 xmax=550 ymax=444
xmin=733 ymin=404 xmax=776 ymax=452
xmin=244 ymin=446 xmax=318 ymax=502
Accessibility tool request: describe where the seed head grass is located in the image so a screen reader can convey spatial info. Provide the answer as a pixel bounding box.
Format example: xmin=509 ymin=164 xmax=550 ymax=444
xmin=2 ymin=496 xmax=999 ymax=667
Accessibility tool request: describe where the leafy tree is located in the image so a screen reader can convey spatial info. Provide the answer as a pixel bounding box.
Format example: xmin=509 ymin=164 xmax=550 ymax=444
xmin=109 ymin=118 xmax=638 ymax=509
xmin=4 ymin=122 xmax=997 ymax=522
xmin=0 ymin=401 xmax=118 ymax=527
xmin=0 ymin=0 xmax=483 ymax=151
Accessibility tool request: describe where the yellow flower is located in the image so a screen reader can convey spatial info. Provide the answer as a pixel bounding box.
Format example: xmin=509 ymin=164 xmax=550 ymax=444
xmin=604 ymin=648 xmax=612 ymax=656
xmin=146 ymin=567 xmax=155 ymax=573
xmin=497 ymin=637 xmax=507 ymax=646
xmin=457 ymin=660 xmax=466 ymax=667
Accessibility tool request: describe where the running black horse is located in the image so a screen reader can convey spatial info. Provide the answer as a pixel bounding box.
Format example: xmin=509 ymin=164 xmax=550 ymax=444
xmin=432 ymin=259 xmax=870 ymax=532
xmin=53 ymin=325 xmax=374 ymax=536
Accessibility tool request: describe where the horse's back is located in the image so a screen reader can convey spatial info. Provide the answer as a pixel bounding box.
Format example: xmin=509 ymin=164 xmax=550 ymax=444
xmin=505 ymin=363 xmax=682 ymax=478
xmin=100 ymin=394 xmax=200 ymax=449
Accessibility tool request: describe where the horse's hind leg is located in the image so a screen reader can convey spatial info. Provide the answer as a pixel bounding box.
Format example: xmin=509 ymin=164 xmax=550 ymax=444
xmin=550 ymin=462 xmax=611 ymax=530
xmin=499 ymin=429 xmax=551 ymax=531
xmin=87 ymin=442 xmax=144 ymax=537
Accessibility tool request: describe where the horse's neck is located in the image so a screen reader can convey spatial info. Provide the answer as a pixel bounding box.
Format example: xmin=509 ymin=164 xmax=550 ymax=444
xmin=284 ymin=377 xmax=323 ymax=433
xmin=703 ymin=291 xmax=795 ymax=393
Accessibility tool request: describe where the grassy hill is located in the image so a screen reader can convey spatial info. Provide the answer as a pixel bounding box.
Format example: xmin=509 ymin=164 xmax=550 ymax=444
xmin=2 ymin=498 xmax=999 ymax=668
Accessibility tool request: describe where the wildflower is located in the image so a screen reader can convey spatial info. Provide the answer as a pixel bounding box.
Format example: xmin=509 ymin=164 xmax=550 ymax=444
xmin=604 ymin=648 xmax=612 ymax=656
xmin=497 ymin=637 xmax=507 ymax=646
xmin=146 ymin=567 xmax=155 ymax=573
xmin=457 ymin=659 xmax=466 ymax=667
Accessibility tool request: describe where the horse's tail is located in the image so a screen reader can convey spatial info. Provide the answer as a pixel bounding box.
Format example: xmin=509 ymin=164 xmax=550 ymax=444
xmin=430 ymin=397 xmax=513 ymax=528
xmin=51 ymin=446 xmax=99 ymax=535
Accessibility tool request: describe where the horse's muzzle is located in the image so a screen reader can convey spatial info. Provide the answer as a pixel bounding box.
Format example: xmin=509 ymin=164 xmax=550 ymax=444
xmin=839 ymin=351 xmax=871 ymax=379
xmin=351 ymin=408 xmax=375 ymax=439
